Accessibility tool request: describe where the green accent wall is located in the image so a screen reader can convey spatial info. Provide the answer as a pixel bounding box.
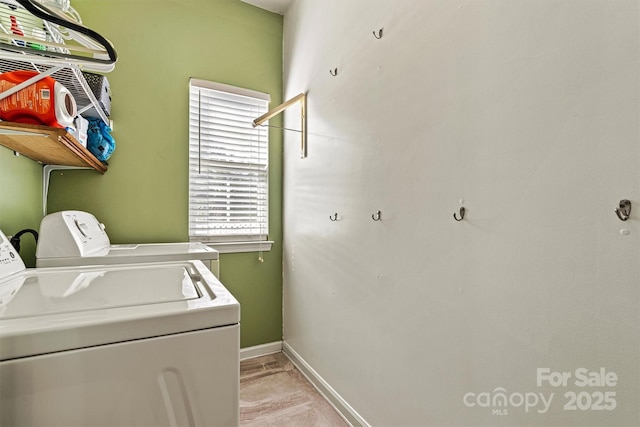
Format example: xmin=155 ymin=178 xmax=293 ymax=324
xmin=47 ymin=0 xmax=284 ymax=348
xmin=0 ymin=149 xmax=42 ymax=267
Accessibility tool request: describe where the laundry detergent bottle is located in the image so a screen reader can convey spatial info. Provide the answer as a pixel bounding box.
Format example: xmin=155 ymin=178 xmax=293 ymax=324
xmin=0 ymin=70 xmax=77 ymax=128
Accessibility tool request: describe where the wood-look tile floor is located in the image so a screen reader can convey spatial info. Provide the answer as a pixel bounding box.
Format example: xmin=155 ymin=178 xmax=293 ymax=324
xmin=240 ymin=352 xmax=350 ymax=427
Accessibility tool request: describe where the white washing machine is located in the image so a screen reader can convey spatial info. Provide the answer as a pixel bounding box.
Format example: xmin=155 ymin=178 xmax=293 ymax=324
xmin=0 ymin=229 xmax=240 ymax=427
xmin=36 ymin=210 xmax=220 ymax=276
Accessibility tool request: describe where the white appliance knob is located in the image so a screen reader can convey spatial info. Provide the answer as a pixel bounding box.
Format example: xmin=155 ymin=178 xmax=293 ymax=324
xmin=74 ymin=219 xmax=88 ymax=237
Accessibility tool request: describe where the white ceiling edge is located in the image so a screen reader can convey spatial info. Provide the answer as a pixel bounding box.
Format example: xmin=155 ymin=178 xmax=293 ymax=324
xmin=240 ymin=0 xmax=293 ymax=15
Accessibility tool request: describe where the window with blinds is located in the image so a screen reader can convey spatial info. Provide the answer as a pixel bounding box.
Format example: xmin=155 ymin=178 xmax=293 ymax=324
xmin=188 ymin=79 xmax=270 ymax=243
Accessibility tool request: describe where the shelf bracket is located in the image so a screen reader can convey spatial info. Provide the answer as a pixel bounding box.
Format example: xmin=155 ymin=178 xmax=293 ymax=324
xmin=252 ymin=93 xmax=307 ymax=158
xmin=43 ymin=164 xmax=89 ymax=216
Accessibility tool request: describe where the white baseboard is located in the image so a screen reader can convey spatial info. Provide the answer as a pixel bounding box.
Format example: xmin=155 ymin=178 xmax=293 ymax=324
xmin=240 ymin=341 xmax=283 ymax=361
xmin=282 ymin=342 xmax=370 ymax=427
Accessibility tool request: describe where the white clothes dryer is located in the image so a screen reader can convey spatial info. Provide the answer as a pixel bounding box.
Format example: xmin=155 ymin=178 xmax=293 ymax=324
xmin=36 ymin=210 xmax=220 ymax=276
xmin=0 ymin=229 xmax=240 ymax=426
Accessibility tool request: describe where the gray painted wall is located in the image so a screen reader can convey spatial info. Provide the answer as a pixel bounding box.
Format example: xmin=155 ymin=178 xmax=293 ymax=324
xmin=282 ymin=1 xmax=639 ymax=425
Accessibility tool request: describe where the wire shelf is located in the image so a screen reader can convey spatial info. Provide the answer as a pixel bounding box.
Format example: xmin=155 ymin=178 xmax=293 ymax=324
xmin=0 ymin=0 xmax=113 ymax=124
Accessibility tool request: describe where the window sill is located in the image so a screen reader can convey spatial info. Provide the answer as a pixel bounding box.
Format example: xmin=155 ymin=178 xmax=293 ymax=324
xmin=205 ymin=241 xmax=274 ymax=254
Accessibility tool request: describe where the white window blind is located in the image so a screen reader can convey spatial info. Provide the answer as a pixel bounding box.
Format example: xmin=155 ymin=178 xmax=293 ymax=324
xmin=189 ymin=79 xmax=270 ymax=243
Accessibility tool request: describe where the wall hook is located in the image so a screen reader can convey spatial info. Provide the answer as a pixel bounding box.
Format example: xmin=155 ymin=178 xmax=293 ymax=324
xmin=329 ymin=68 xmax=338 ymax=76
xmin=615 ymin=199 xmax=631 ymax=221
xmin=453 ymin=207 xmax=465 ymax=221
xmin=329 ymin=213 xmax=338 ymax=221
xmin=371 ymin=210 xmax=382 ymax=221
xmin=373 ymin=28 xmax=383 ymax=39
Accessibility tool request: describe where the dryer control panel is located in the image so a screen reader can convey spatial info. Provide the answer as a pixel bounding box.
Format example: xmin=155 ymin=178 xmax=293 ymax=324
xmin=36 ymin=211 xmax=110 ymax=259
xmin=0 ymin=229 xmax=26 ymax=279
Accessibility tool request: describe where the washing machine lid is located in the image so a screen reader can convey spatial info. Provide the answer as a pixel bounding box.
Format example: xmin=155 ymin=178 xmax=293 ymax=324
xmin=36 ymin=242 xmax=219 ymax=267
xmin=0 ymin=260 xmax=239 ymax=361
